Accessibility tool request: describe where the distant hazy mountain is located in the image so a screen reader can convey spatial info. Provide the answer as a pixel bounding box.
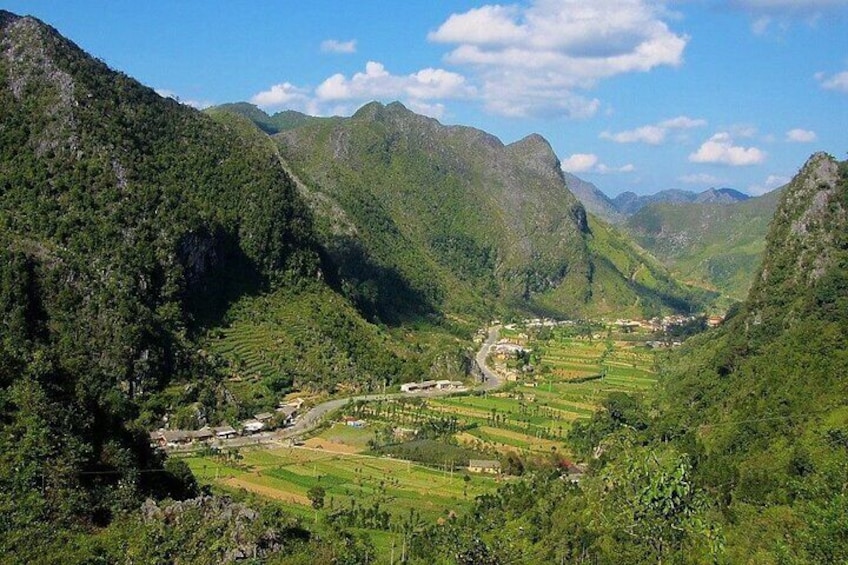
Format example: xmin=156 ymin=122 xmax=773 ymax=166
xmin=694 ymin=187 xmax=750 ymax=204
xmin=562 ymin=172 xmax=625 ymax=224
xmin=561 ymin=174 xmax=771 ymax=301
xmin=625 ymin=187 xmax=784 ymax=301
xmin=612 ymin=187 xmax=750 ymax=215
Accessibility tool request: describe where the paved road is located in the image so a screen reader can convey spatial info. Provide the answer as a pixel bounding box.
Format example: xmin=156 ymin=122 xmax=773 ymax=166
xmin=475 ymin=325 xmax=503 ymax=391
xmin=188 ymin=326 xmax=503 ymax=450
xmin=276 ymin=324 xmax=503 ymax=441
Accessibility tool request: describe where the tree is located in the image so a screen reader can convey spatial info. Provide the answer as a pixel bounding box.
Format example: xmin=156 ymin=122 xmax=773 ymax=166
xmin=589 ymin=448 xmax=722 ymax=563
xmin=307 ymin=484 xmax=325 ymax=525
xmin=307 ymin=485 xmax=325 ymax=511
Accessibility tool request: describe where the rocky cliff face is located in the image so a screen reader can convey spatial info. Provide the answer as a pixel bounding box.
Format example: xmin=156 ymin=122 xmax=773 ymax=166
xmin=562 ymin=172 xmax=625 ymax=224
xmin=746 ymin=152 xmax=847 ymax=329
xmin=264 ymin=101 xmax=702 ymax=317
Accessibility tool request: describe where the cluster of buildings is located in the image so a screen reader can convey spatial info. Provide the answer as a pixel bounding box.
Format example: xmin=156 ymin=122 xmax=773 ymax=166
xmin=149 ymin=398 xmax=304 ymax=449
xmin=614 ymin=313 xmax=722 ymax=332
xmin=399 ymin=380 xmax=465 ymax=394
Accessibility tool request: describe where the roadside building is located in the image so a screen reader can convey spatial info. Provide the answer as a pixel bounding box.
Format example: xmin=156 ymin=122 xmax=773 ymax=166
xmin=468 ymin=459 xmax=501 ymax=474
xmin=242 ymin=420 xmax=265 ymax=434
xmin=277 ymin=405 xmax=298 ymax=426
xmin=213 ymin=425 xmax=238 ymax=439
xmin=191 ymin=427 xmax=214 ymax=442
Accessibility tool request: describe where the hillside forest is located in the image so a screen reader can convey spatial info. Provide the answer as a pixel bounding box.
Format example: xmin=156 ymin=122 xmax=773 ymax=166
xmin=0 ymin=10 xmax=846 ymax=564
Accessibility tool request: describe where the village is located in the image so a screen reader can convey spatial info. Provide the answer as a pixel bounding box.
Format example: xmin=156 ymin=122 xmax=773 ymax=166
xmin=151 ymin=313 xmax=714 ymax=452
xmin=148 ymin=397 xmax=304 ymax=449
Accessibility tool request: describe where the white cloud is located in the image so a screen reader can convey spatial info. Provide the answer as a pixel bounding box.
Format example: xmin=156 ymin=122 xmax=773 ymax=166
xmin=659 ymin=116 xmax=708 ymax=129
xmin=251 ymin=61 xmax=474 ymax=114
xmin=315 ymin=61 xmax=475 ymax=102
xmin=561 ymin=153 xmax=599 ymax=172
xmin=816 ymin=70 xmax=848 ymax=93
xmin=689 ymin=132 xmax=767 ymax=165
xmin=725 ymin=0 xmax=848 ymax=32
xmin=428 ymin=5 xmax=525 ymax=45
xmin=601 ymin=115 xmax=706 ymax=145
xmin=679 ymin=173 xmax=726 ymax=184
xmin=728 ymin=123 xmax=758 ymax=138
xmin=250 ymin=82 xmax=311 ymax=109
xmin=321 ymin=39 xmax=357 ymax=54
xmin=748 ymin=173 xmax=789 ymax=196
xmin=601 ymin=125 xmax=667 ymax=145
xmin=428 ymin=0 xmax=688 ymax=118
xmin=751 ymin=15 xmax=773 ymax=33
xmin=732 ymin=0 xmax=848 ymax=9
xmin=561 ymin=153 xmax=634 ymax=174
xmin=406 ymin=100 xmax=447 ymax=119
xmin=597 ymin=162 xmax=636 ymax=174
xmin=785 ymin=128 xmax=817 ymax=142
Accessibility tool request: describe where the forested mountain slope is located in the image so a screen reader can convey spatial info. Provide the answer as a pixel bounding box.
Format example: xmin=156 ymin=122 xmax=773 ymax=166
xmin=404 ymin=153 xmax=848 ymax=564
xmin=655 ymin=151 xmax=848 ymax=560
xmin=0 ymin=10 xmax=328 ymax=553
xmin=223 ymin=101 xmax=706 ymax=319
xmin=625 ymin=186 xmax=784 ymax=301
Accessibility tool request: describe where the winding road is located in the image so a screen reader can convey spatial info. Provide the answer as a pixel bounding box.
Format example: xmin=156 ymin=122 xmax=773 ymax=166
xmin=276 ymin=325 xmax=503 ymax=441
xmin=195 ymin=326 xmax=503 ymax=450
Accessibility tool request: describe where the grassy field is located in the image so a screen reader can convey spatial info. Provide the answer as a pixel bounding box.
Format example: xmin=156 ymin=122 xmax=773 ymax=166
xmin=180 ymin=441 xmax=498 ymax=524
xmin=419 ymin=325 xmax=658 ymax=454
xmin=178 ymin=321 xmax=660 ymax=563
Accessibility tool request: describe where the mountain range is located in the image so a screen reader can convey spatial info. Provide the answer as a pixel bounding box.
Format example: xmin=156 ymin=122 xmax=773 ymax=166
xmin=564 ymin=172 xmax=753 ymax=223
xmin=0 ymin=12 xmax=708 ymax=543
xmin=222 ymin=101 xmax=708 ymax=320
xmin=563 ymin=171 xmax=783 ymax=301
xmin=2 ymin=10 xmax=846 ymax=563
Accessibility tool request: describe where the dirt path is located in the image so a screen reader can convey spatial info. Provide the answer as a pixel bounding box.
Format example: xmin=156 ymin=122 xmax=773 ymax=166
xmin=223 ymin=476 xmax=310 ymax=506
xmin=302 ymin=437 xmax=361 ymax=454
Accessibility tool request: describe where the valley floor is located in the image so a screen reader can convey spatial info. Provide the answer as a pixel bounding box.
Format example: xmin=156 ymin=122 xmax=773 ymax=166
xmin=174 ymin=318 xmax=668 ymax=561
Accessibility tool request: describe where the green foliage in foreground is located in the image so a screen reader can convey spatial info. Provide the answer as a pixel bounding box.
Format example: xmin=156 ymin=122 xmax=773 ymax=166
xmin=408 ymin=445 xmax=721 ymax=565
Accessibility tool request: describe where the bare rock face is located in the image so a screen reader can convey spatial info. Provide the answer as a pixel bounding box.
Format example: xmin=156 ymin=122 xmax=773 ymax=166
xmin=746 ymin=152 xmax=847 ymax=328
xmin=141 ymin=496 xmax=292 ymax=563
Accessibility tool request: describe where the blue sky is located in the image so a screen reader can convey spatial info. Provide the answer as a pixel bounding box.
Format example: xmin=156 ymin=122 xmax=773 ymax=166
xmin=5 ymin=0 xmax=847 ymax=196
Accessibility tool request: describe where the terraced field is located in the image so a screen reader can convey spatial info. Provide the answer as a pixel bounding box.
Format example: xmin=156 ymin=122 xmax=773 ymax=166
xmin=181 ymin=443 xmax=497 ymax=523
xmin=421 ymin=326 xmax=658 ymax=453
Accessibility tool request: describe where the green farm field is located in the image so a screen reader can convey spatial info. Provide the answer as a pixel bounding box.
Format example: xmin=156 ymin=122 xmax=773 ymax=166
xmin=180 ymin=443 xmax=498 ymax=522
xmin=179 ymin=323 xmax=659 ymax=548
xmin=421 ymin=326 xmax=659 ymax=453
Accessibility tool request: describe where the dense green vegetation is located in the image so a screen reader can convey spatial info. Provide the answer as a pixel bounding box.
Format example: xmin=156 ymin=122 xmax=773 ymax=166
xmin=625 ymin=187 xmax=783 ymax=303
xmin=2 ymin=10 xmax=845 ymax=564
xmin=221 ymin=100 xmax=706 ymax=320
xmin=0 ymin=11 xmax=323 ymax=560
